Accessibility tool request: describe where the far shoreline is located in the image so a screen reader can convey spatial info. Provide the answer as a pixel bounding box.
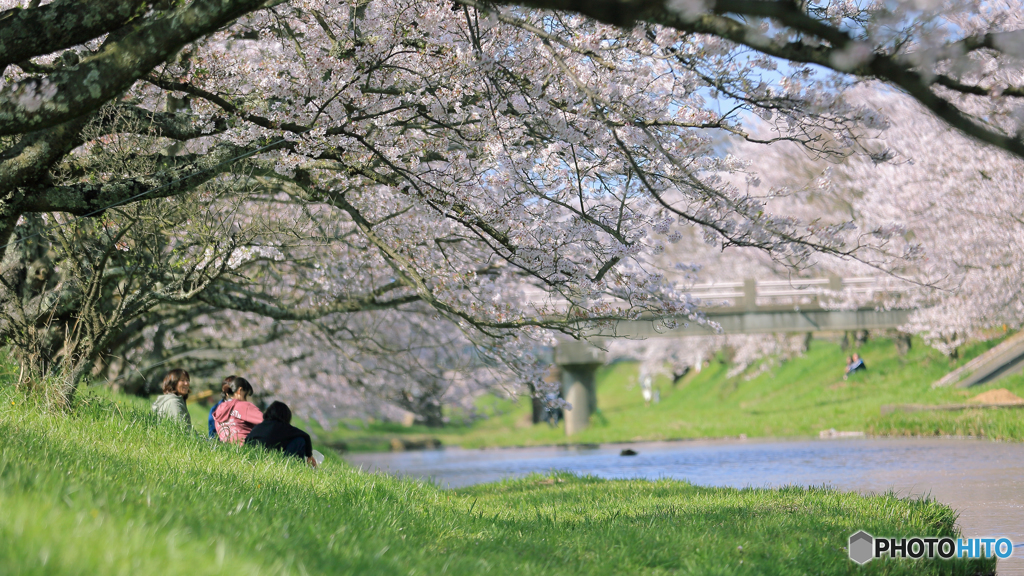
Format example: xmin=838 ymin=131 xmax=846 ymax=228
xmin=339 ymin=430 xmax=1008 ymax=455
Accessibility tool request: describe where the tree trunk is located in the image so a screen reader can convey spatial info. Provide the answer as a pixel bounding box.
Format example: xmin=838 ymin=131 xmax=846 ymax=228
xmin=855 ymin=330 xmax=869 ymax=347
xmin=419 ymin=402 xmax=445 ymax=428
xmin=895 ymin=333 xmax=912 ymax=356
xmin=800 ymin=332 xmax=812 ymax=353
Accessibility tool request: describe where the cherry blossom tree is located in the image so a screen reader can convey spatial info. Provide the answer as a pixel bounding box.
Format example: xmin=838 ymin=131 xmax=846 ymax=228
xmin=103 ymin=303 xmax=537 ymax=426
xmin=486 ymin=0 xmax=1024 ymax=160
xmin=5 ymin=0 xmax=1009 ymax=413
xmin=794 ymin=89 xmax=1024 ymax=355
xmin=709 ymin=85 xmax=1024 ymax=360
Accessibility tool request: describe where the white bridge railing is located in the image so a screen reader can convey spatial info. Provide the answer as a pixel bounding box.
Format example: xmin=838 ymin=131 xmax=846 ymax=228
xmin=688 ymin=277 xmax=912 ymax=309
xmin=522 ymin=276 xmax=915 ymax=313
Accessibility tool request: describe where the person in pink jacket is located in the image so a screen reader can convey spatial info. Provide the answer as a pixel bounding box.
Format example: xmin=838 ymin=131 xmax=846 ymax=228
xmin=213 ymin=377 xmax=263 ymax=445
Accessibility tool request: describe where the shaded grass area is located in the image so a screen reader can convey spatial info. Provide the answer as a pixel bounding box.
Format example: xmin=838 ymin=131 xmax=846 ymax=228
xmin=318 ymin=335 xmax=1024 ymax=450
xmin=0 ymin=384 xmax=995 ymax=575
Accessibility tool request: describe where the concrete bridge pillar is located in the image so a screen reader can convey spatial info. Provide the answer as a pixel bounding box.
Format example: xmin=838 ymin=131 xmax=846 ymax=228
xmin=828 ymin=274 xmax=844 ymax=292
xmin=555 ymin=341 xmax=606 ymax=436
xmin=742 ymin=278 xmax=757 ymax=311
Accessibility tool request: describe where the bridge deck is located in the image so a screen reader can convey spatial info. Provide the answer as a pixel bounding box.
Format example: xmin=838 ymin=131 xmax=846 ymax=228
xmin=588 ymin=306 xmax=913 ymax=338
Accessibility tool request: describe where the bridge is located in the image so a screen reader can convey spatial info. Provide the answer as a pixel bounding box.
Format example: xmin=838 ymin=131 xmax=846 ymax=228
xmin=588 ymin=276 xmax=913 ymax=338
xmin=552 ymin=276 xmax=916 ymax=435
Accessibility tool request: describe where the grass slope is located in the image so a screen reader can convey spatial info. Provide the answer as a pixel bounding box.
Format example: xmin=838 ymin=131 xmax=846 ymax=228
xmin=0 ymin=383 xmax=995 ymax=575
xmin=320 ymin=335 xmax=1024 ymax=450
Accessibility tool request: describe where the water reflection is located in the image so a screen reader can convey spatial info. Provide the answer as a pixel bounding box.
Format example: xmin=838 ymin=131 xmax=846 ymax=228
xmin=346 ymin=437 xmax=1024 ymax=574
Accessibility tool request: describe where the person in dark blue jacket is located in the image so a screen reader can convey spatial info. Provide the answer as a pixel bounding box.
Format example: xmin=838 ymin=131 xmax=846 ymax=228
xmin=245 ymin=401 xmax=317 ymax=467
xmin=844 ymin=353 xmax=867 ymax=380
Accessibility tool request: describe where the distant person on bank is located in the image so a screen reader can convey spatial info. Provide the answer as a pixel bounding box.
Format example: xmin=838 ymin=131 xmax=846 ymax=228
xmin=844 ymin=353 xmax=867 ymax=380
xmin=208 ymin=375 xmax=237 ymax=438
xmin=246 ymin=401 xmax=318 ymax=467
xmin=151 ymin=369 xmax=192 ymax=425
xmin=213 ymin=377 xmax=262 ymax=444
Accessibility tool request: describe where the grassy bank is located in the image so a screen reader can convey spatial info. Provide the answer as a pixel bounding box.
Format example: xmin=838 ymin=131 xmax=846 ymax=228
xmin=867 ymin=408 xmax=1024 ymax=440
xmin=318 ymin=335 xmax=1024 ymax=450
xmin=0 ymin=383 xmax=996 ymax=575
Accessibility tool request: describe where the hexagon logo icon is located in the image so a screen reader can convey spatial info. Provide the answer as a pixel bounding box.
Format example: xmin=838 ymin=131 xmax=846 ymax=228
xmin=849 ymin=531 xmax=874 ymax=565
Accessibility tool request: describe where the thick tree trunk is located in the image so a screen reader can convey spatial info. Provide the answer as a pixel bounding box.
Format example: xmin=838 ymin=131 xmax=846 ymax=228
xmin=417 ymin=402 xmax=445 ymax=428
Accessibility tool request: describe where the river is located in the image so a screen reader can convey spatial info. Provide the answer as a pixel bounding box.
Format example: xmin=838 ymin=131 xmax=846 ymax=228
xmin=346 ymin=437 xmax=1024 ymax=574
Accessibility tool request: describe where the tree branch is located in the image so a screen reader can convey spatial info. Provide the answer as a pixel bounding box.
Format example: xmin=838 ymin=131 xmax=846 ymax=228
xmin=0 ymin=0 xmax=271 ymax=136
xmin=472 ymin=0 xmax=1024 ymax=158
xmin=94 ymin=104 xmax=229 ymax=141
xmin=195 ymin=286 xmax=421 ymax=320
xmin=0 ymin=0 xmax=148 ymax=68
xmin=19 ymin=143 xmax=263 ymax=215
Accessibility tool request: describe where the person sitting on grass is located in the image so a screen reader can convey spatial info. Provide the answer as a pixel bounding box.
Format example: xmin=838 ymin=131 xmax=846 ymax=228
xmin=208 ymin=375 xmax=237 ymax=438
xmin=844 ymin=353 xmax=867 ymax=380
xmin=212 ymin=377 xmax=262 ymax=445
xmin=245 ymin=401 xmax=318 ymax=467
xmin=151 ymin=368 xmax=191 ymax=426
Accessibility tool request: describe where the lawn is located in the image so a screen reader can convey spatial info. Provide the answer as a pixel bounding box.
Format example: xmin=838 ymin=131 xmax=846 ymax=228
xmin=314 ymin=334 xmax=1024 ymax=450
xmin=0 ymin=380 xmax=996 ymax=575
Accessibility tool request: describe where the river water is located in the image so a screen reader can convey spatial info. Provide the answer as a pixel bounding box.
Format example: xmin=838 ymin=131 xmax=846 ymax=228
xmin=346 ymin=437 xmax=1024 ymax=574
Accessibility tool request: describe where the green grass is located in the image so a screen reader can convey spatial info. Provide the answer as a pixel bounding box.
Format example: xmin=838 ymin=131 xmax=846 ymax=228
xmin=867 ymin=408 xmax=1024 ymax=440
xmin=187 ymin=399 xmax=214 ymax=435
xmin=316 ymin=335 xmax=1024 ymax=450
xmin=0 ymin=382 xmax=996 ymax=575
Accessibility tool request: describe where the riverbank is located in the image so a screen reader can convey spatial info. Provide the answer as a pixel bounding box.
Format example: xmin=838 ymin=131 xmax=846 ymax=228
xmin=868 ymin=407 xmax=1024 ymax=440
xmin=317 ymin=335 xmax=1024 ymax=451
xmin=0 ymin=384 xmax=996 ymax=575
